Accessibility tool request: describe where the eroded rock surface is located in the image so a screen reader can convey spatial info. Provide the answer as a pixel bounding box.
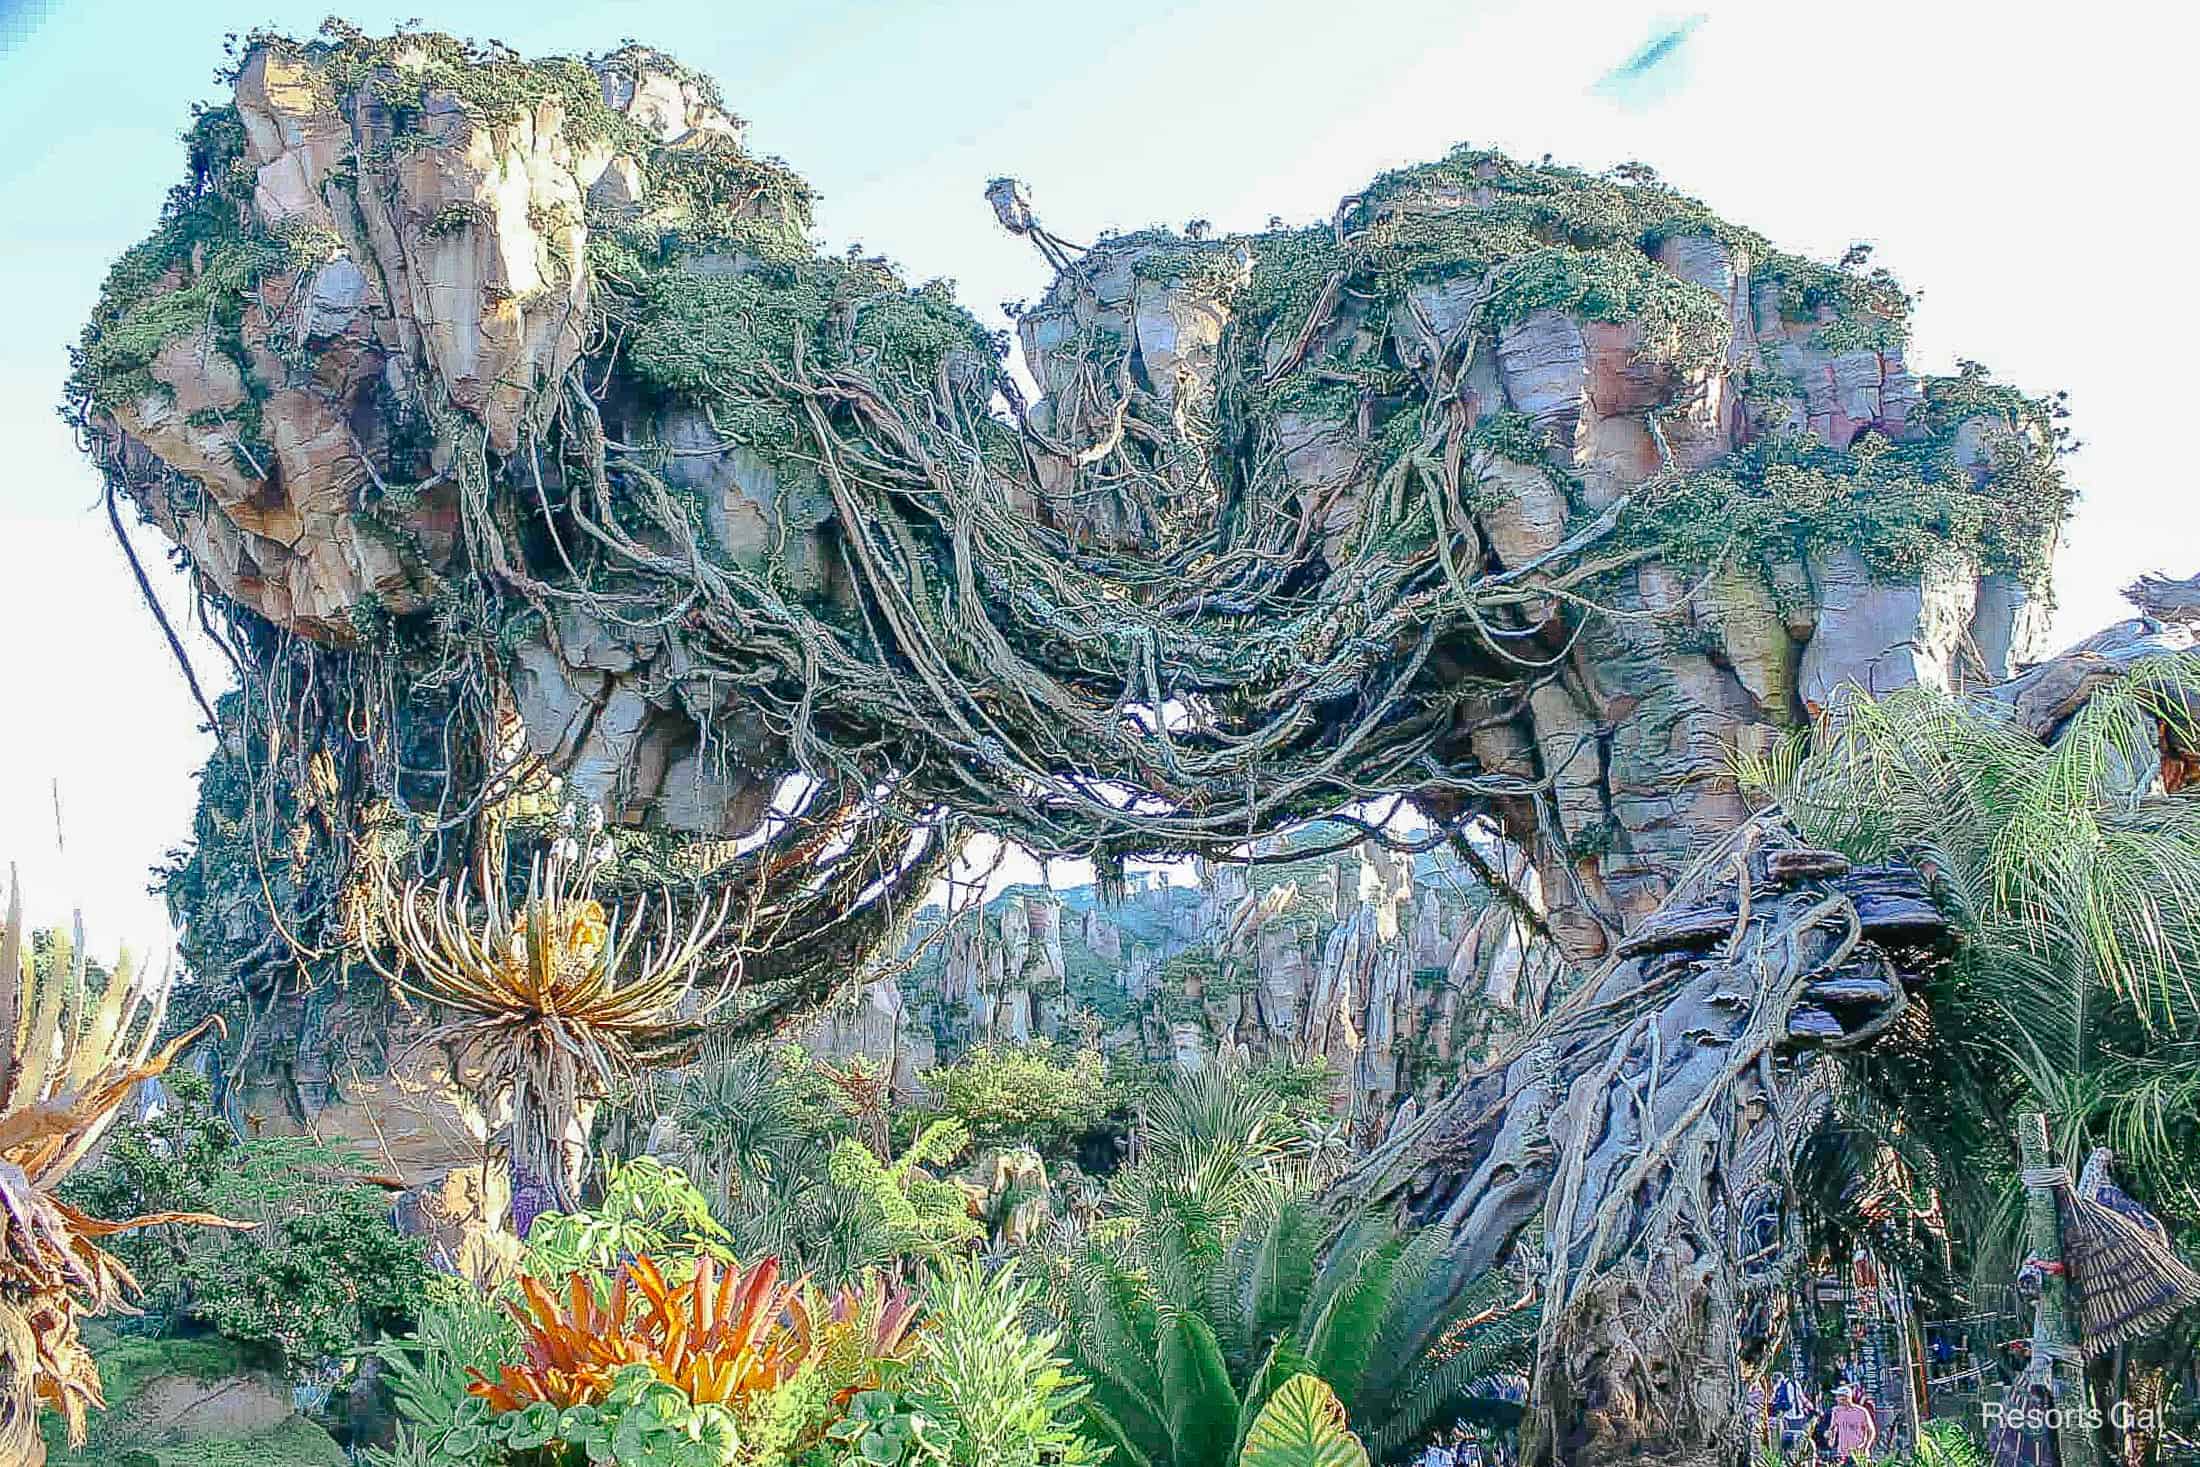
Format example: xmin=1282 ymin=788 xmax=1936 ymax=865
xmin=799 ymin=834 xmax=1550 ymax=1127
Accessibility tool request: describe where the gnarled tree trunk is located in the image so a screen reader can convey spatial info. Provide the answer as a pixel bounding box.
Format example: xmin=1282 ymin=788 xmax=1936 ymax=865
xmin=1338 ymin=818 xmax=1948 ymax=1464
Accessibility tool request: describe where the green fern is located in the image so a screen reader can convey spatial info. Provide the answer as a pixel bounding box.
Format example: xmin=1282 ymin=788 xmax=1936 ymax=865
xmin=1304 ymin=1236 xmax=1407 ymax=1403
xmin=1226 ymin=1193 xmax=1323 ymax=1378
xmin=1911 ymin=1420 xmax=1988 ymax=1467
xmin=826 ymin=1120 xmax=983 ymax=1264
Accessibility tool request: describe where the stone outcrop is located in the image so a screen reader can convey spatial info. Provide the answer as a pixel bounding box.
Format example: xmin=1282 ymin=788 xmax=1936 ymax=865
xmin=798 ymin=834 xmax=1553 ymax=1126
xmin=90 ymin=40 xmax=795 ymax=842
xmin=83 ymin=38 xmax=2068 ymax=977
xmin=1003 ymin=207 xmax=2059 ymax=963
xmin=49 ymin=1335 xmax=348 ymax=1467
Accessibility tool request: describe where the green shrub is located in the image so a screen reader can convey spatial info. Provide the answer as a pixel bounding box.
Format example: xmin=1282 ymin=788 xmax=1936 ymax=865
xmin=524 ymin=1156 xmax=733 ymax=1283
xmin=902 ymin=1258 xmax=1100 ymax=1466
xmin=62 ymin=1070 xmax=430 ymax=1366
xmin=825 ymin=1121 xmax=984 ymax=1267
xmin=362 ymin=1277 xmax=521 ymax=1467
xmin=914 ymin=1042 xmax=1121 ymax=1156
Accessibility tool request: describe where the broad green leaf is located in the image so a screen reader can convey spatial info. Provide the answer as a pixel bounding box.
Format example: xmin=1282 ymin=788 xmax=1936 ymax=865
xmin=1239 ymin=1373 xmax=1370 ymax=1467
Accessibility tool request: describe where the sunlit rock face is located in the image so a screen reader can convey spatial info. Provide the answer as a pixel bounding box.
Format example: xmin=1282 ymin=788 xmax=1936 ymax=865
xmin=84 ymin=40 xmax=801 ymax=843
xmin=1009 ymin=196 xmax=2060 ymax=960
xmin=796 ymin=834 xmax=1556 ymax=1123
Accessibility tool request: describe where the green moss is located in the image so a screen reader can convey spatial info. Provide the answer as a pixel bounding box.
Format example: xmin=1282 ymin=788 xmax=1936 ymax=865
xmin=1231 ymin=226 xmax=1345 ymax=331
xmin=1350 ymin=145 xmax=1908 ymax=353
xmin=1466 ymin=409 xmax=1554 ymax=465
xmin=50 ymin=1415 xmax=348 ymax=1467
xmin=1481 ymin=245 xmax=1727 ymax=363
xmin=69 ymin=99 xmax=283 ymax=411
xmin=614 ymin=250 xmax=1000 ymax=446
xmin=426 ymin=200 xmax=493 ymax=235
xmin=1621 ymin=424 xmax=2066 ymax=581
xmin=633 ymin=138 xmax=815 ymax=263
xmin=217 ymin=21 xmax=818 ymax=274
xmin=1924 ymin=357 xmax=2070 ymax=443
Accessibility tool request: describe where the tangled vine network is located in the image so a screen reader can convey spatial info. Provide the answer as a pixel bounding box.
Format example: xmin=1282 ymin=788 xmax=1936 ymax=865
xmin=65 ymin=23 xmax=2067 ymax=1042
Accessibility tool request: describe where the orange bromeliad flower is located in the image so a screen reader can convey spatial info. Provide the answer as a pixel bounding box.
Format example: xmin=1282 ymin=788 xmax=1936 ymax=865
xmin=468 ymin=1269 xmax=656 ymax=1411
xmin=629 ymin=1255 xmax=810 ymax=1406
xmin=467 ymin=1253 xmax=921 ymax=1417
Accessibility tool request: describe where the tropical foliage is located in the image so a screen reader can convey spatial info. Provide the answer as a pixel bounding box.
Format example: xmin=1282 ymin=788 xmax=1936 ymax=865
xmin=523 ymin=1158 xmax=737 ymax=1285
xmin=898 ymin=1257 xmax=1098 ymax=1466
xmin=648 ymin=1051 xmax=982 ymax=1289
xmin=1739 ymin=660 xmax=2200 ymax=1281
xmin=62 ymin=1068 xmax=430 ymax=1365
xmin=1238 ymin=1373 xmax=1369 ymax=1467
xmin=370 ymin=846 xmax=731 ymax=1216
xmin=1049 ymin=1064 xmax=1534 ymax=1464
xmin=56 ymin=665 xmax=2200 ymax=1464
xmin=823 ymin=1124 xmax=984 ymax=1273
xmin=913 ymin=1043 xmax=1120 ymax=1159
xmin=0 ymin=873 xmax=231 ymax=1455
xmin=471 ymin=1254 xmax=916 ymax=1418
xmin=1061 ymin=1196 xmax=1533 ymax=1464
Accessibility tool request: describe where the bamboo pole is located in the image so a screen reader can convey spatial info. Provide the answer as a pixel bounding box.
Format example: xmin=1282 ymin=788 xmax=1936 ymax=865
xmin=2017 ymin=1111 xmax=2099 ymax=1467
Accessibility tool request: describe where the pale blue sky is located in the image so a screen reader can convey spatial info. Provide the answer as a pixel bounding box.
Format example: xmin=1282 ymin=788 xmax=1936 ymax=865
xmin=1 ymin=0 xmax=2193 ymax=947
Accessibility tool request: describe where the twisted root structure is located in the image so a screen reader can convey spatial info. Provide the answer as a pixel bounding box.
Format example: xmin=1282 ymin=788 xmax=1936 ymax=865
xmin=1342 ymin=816 xmax=1953 ymax=1458
xmin=69 ymin=24 xmax=2077 ymax=1462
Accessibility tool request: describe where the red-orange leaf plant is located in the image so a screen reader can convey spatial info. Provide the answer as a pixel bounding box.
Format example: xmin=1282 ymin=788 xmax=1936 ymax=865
xmin=468 ymin=1253 xmax=919 ymax=1416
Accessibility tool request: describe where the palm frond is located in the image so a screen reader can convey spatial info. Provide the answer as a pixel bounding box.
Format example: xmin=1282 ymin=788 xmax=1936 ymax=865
xmin=1744 ymin=654 xmax=2200 ymax=1293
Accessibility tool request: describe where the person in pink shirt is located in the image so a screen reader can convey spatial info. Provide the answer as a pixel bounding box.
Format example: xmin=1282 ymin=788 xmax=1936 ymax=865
xmin=1828 ymin=1384 xmax=1877 ymax=1462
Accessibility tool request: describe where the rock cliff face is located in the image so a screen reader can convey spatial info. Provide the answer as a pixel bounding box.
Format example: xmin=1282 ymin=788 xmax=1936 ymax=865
xmin=87 ymin=37 xmax=805 ymax=839
xmin=76 ymin=34 xmax=2067 ymax=941
xmin=796 ymin=833 xmax=1553 ymax=1127
xmin=1006 ymin=200 xmax=2061 ymax=960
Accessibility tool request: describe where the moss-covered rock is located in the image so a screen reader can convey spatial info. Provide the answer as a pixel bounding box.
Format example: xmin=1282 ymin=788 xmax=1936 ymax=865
xmin=42 ymin=1335 xmax=345 ymax=1467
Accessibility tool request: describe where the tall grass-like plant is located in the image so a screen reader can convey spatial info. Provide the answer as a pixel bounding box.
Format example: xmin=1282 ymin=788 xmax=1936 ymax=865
xmin=904 ymin=1257 xmax=1099 ymax=1466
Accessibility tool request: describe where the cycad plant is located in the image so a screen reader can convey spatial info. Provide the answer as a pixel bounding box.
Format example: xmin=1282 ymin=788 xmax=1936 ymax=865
xmin=1053 ymin=1065 xmax=1533 ymax=1463
xmin=371 ymin=845 xmax=731 ymax=1221
xmin=0 ymin=871 xmax=229 ymax=1459
xmin=1737 ymin=656 xmax=2200 ymax=1279
xmin=1063 ymin=1196 xmax=1532 ymax=1464
xmin=1239 ymin=1373 xmax=1371 ymax=1467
